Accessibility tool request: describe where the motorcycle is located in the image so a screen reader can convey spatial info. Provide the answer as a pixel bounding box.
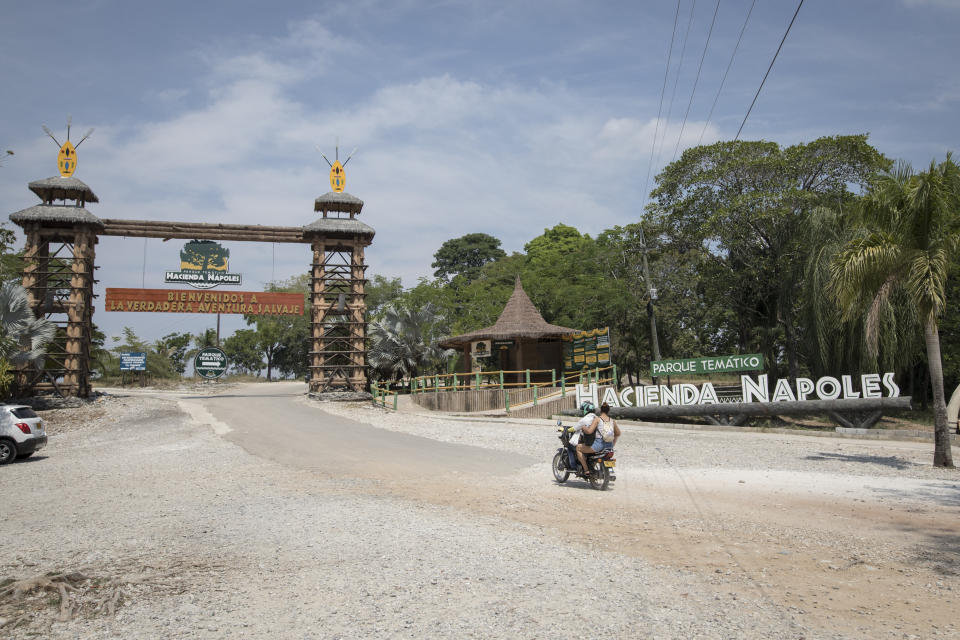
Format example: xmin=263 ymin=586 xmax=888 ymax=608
xmin=552 ymin=419 xmax=616 ymax=490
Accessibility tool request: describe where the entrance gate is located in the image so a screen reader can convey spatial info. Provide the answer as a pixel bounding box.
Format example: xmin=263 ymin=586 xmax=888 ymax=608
xmin=10 ymin=177 xmax=374 ymax=397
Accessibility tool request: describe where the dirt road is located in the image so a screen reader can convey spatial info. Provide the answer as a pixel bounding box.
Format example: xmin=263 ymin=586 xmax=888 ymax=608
xmin=2 ymin=382 xmax=958 ymax=638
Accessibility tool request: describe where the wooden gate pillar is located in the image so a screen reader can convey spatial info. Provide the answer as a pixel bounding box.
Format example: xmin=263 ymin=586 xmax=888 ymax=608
xmin=310 ymin=239 xmax=327 ymax=390
xmin=304 ymin=192 xmax=374 ymax=395
xmin=10 ymin=177 xmax=103 ymax=397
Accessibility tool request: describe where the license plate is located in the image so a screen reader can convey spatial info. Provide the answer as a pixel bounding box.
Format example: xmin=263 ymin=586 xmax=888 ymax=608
xmin=604 ymin=460 xmax=616 ymax=468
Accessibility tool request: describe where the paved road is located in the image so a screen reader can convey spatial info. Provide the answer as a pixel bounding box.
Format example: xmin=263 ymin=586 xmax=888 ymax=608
xmin=183 ymin=382 xmax=536 ymax=476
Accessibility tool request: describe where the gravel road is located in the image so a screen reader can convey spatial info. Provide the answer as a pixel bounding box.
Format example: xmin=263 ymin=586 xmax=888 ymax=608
xmin=1 ymin=383 xmax=958 ymax=639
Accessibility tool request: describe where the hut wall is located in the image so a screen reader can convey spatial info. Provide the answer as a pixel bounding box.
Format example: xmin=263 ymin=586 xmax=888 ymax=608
xmin=519 ymin=339 xmax=564 ymax=383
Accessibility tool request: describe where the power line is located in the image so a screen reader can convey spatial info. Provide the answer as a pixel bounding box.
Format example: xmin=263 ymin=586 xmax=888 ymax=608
xmin=671 ymin=0 xmax=722 ymax=163
xmin=656 ymin=0 xmax=698 ymax=162
xmin=642 ymin=0 xmax=682 ymax=205
xmin=698 ymin=0 xmax=756 ymax=145
xmin=734 ymin=0 xmax=804 ymax=141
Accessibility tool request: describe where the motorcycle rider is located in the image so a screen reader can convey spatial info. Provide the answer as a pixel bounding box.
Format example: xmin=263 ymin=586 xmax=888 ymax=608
xmin=576 ymin=402 xmax=620 ymax=476
xmin=574 ymin=401 xmax=601 ymax=476
xmin=569 ymin=401 xmax=597 ymax=468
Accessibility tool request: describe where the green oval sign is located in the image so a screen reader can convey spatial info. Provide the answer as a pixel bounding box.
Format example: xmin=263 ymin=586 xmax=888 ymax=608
xmin=195 ymin=347 xmax=228 ymax=379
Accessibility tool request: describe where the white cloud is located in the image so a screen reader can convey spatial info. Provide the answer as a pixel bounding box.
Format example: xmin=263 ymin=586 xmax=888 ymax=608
xmin=0 ymin=18 xmax=700 ymax=343
xmin=595 ymin=116 xmax=720 ymax=164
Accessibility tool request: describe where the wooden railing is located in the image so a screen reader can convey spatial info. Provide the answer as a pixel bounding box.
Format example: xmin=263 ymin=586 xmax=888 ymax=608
xmin=370 ymin=381 xmax=399 ymax=410
xmin=407 ymin=365 xmax=618 ymax=412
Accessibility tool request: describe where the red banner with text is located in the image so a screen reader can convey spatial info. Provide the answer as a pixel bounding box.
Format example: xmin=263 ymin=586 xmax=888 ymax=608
xmin=105 ymin=288 xmax=304 ymax=315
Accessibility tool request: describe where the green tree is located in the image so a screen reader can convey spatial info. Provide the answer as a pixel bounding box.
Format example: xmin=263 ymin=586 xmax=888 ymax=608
xmin=594 ymin=222 xmax=733 ymax=383
xmin=368 ymin=303 xmax=453 ymax=381
xmin=154 ymin=332 xmax=193 ymax=375
xmin=801 ymin=205 xmax=921 ymax=380
xmin=832 ymin=157 xmax=960 ymax=468
xmin=222 ymin=329 xmax=264 ymax=375
xmin=194 ymin=328 xmax=218 ymax=349
xmin=249 ymin=316 xmax=286 ymax=381
xmin=112 ymin=327 xmax=178 ymax=379
xmin=366 ymin=274 xmax=404 ymax=318
xmin=940 ymin=259 xmax=960 ymax=395
xmin=648 ymin=135 xmax=890 ymax=380
xmin=242 ymin=275 xmax=310 ymax=380
xmin=0 ymin=283 xmax=56 ymax=397
xmin=431 ymin=233 xmax=506 ymax=283
xmin=180 ymin=240 xmax=229 ymax=270
xmin=0 ymin=223 xmax=22 ymax=285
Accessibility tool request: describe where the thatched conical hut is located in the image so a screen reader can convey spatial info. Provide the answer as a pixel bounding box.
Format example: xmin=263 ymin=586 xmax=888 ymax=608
xmin=439 ymin=277 xmax=578 ymax=383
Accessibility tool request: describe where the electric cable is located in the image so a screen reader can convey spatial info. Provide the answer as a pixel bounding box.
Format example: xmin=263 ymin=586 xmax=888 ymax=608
xmin=655 ymin=0 xmax=698 ymax=162
xmin=698 ymin=0 xmax=756 ymax=145
xmin=642 ymin=0 xmax=682 ymax=204
xmin=671 ymin=0 xmax=722 ymax=163
xmin=734 ymin=0 xmax=804 ymax=141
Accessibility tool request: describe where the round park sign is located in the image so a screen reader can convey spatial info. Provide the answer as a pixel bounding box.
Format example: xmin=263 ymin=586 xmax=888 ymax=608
xmin=194 ymin=347 xmax=228 ymax=379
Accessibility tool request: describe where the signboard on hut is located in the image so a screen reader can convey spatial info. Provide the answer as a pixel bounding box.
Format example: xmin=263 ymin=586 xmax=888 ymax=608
xmin=563 ymin=327 xmax=611 ymax=372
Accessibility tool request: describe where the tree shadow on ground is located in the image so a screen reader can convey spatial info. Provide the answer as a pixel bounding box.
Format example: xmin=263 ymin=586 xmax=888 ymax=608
xmin=869 ymin=482 xmax=960 ymax=508
xmin=803 ymin=451 xmax=917 ymax=470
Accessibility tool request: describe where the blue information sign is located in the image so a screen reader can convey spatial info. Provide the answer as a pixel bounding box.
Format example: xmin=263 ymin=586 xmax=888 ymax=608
xmin=119 ymin=352 xmax=147 ymax=371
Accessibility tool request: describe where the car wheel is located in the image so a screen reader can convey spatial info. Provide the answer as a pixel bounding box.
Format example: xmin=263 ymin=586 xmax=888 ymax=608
xmin=0 ymin=439 xmax=17 ymax=465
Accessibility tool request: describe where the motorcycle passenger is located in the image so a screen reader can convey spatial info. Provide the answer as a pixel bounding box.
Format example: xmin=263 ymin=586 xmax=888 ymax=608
xmin=569 ymin=401 xmax=597 ymax=467
xmin=592 ymin=402 xmax=620 ymax=454
xmin=575 ymin=402 xmax=620 ymax=476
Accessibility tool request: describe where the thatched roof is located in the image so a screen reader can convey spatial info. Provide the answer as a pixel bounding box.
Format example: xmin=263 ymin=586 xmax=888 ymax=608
xmin=314 ymin=191 xmax=364 ymax=214
xmin=439 ymin=277 xmax=578 ymax=348
xmin=29 ymin=177 xmax=99 ymax=203
xmin=10 ymin=204 xmax=104 ymax=230
xmin=302 ymin=217 xmax=375 ymax=238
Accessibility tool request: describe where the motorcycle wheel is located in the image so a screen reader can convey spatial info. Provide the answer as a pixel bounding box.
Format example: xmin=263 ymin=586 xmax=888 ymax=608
xmin=552 ymin=451 xmax=570 ymax=483
xmin=588 ymin=459 xmax=610 ymax=491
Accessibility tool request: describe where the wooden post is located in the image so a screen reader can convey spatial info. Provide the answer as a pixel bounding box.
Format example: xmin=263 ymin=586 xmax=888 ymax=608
xmin=309 ymin=240 xmax=326 ymax=393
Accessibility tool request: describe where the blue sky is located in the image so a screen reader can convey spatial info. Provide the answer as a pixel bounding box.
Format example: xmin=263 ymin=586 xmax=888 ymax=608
xmin=2 ymin=0 xmax=959 ymax=347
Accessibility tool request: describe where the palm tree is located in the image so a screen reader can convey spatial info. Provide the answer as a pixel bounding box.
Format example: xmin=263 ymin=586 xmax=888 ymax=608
xmin=832 ymin=157 xmax=960 ymax=468
xmin=368 ymin=303 xmax=453 ymax=383
xmin=802 ymin=205 xmax=921 ymax=379
xmin=0 ymin=282 xmax=56 ymax=397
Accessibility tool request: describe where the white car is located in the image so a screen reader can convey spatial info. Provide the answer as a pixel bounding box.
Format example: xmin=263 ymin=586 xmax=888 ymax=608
xmin=0 ymin=404 xmax=47 ymax=464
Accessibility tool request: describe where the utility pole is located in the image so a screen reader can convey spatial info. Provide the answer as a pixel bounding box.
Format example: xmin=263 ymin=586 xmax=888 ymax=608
xmin=637 ymin=224 xmax=662 ymax=363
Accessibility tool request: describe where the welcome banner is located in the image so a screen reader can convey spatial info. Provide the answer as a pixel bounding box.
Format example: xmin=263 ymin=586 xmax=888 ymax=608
xmin=105 ymin=288 xmax=304 ymax=316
